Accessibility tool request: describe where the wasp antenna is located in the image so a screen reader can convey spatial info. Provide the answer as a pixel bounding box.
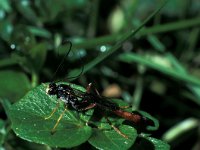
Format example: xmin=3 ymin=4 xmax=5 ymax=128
xmin=61 ymin=45 xmax=85 ymax=81
xmin=51 ymin=40 xmax=85 ymax=83
xmin=51 ymin=40 xmax=72 ymax=82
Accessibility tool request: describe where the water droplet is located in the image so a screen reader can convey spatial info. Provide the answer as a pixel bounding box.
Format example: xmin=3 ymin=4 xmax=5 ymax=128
xmin=100 ymin=45 xmax=107 ymax=52
xmin=16 ymin=128 xmax=19 ymax=130
xmin=34 ymin=124 xmax=36 ymax=127
xmin=23 ymin=118 xmax=26 ymax=120
xmin=10 ymin=44 xmax=16 ymax=50
xmin=124 ymin=141 xmax=128 ymax=144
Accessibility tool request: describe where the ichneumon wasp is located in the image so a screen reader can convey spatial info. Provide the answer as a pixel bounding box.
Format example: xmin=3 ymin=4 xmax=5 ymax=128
xmin=45 ymin=41 xmax=151 ymax=139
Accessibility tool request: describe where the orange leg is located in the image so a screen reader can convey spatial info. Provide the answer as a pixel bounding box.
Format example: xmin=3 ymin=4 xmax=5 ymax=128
xmin=86 ymin=82 xmax=101 ymax=97
xmin=105 ymin=117 xmax=128 ymax=139
xmin=119 ymin=105 xmax=130 ymax=109
xmin=79 ymin=103 xmax=97 ymax=111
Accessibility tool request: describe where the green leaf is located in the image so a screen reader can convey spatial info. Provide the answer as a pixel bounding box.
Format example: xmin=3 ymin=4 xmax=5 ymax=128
xmin=132 ymin=136 xmax=170 ymax=150
xmin=27 ymin=26 xmax=52 ymax=38
xmin=139 ymin=111 xmax=159 ymax=131
xmin=146 ymin=137 xmax=170 ymax=150
xmin=89 ymin=125 xmax=137 ymax=150
xmin=9 ymin=83 xmax=92 ymax=148
xmin=0 ymin=70 xmax=31 ymax=102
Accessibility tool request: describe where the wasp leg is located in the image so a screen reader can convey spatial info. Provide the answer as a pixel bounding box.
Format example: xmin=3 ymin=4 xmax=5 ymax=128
xmin=45 ymin=102 xmax=60 ymax=120
xmin=78 ymin=103 xmax=97 ymax=111
xmin=51 ymin=107 xmax=67 ymax=134
xmin=105 ymin=117 xmax=128 ymax=139
xmin=119 ymin=105 xmax=131 ymax=109
xmin=86 ymin=83 xmax=101 ymax=97
xmin=95 ymin=88 xmax=101 ymax=97
xmin=86 ymin=83 xmax=92 ymax=93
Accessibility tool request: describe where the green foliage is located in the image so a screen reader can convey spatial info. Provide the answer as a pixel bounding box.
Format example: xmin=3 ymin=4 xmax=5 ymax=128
xmin=132 ymin=137 xmax=170 ymax=150
xmin=88 ymin=126 xmax=137 ymax=150
xmin=0 ymin=70 xmax=31 ymax=102
xmin=10 ymin=83 xmax=92 ymax=148
xmin=9 ymin=83 xmax=168 ymax=149
xmin=1 ymin=0 xmax=200 ymax=149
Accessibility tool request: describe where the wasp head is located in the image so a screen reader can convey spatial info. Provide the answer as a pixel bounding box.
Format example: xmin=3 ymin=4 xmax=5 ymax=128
xmin=46 ymin=83 xmax=57 ymax=95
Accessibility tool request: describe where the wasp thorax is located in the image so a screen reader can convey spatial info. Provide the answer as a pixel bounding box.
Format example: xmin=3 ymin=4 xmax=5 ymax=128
xmin=46 ymin=83 xmax=57 ymax=95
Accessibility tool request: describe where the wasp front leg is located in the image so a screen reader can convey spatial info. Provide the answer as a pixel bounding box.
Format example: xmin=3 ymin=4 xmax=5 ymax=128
xmin=45 ymin=102 xmax=60 ymax=120
xmin=51 ymin=106 xmax=68 ymax=134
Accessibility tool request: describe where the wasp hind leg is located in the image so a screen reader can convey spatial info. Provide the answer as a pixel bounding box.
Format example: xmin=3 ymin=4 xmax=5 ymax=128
xmin=105 ymin=117 xmax=128 ymax=139
xmin=119 ymin=105 xmax=131 ymax=109
xmin=78 ymin=103 xmax=97 ymax=111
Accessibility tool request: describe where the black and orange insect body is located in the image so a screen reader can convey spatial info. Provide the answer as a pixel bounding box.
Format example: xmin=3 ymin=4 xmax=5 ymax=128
xmin=45 ymin=82 xmax=149 ymax=138
xmin=80 ymin=83 xmax=147 ymax=124
xmin=45 ymin=41 xmax=150 ymax=138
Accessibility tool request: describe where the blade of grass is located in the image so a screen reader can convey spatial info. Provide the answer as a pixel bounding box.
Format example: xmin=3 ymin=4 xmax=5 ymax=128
xmin=68 ymin=0 xmax=169 ymax=78
xmin=141 ymin=17 xmax=200 ymax=35
xmin=166 ymin=53 xmax=200 ymax=105
xmin=118 ymin=52 xmax=200 ymax=88
xmin=67 ymin=17 xmax=200 ymax=52
xmin=131 ymin=77 xmax=143 ymax=110
xmin=162 ymin=118 xmax=199 ymax=143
